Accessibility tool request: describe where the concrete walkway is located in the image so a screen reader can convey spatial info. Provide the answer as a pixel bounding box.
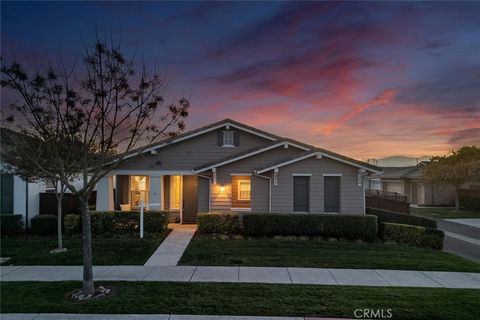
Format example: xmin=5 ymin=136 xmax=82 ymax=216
xmin=0 ymin=314 xmax=334 ymax=320
xmin=144 ymin=224 xmax=196 ymax=266
xmin=1 ymin=265 xmax=479 ymax=288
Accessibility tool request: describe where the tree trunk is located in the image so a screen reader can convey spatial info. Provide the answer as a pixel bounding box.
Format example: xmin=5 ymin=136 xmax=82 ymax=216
xmin=79 ymin=197 xmax=95 ymax=295
xmin=57 ymin=191 xmax=64 ymax=250
xmin=454 ymin=187 xmax=460 ymax=211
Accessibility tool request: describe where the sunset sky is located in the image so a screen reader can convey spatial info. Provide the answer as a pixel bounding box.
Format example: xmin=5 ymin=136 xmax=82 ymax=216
xmin=2 ymin=1 xmax=479 ymax=160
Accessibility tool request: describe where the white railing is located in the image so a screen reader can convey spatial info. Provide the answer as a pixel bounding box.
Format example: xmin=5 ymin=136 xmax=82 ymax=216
xmin=139 ymin=200 xmax=162 ymax=239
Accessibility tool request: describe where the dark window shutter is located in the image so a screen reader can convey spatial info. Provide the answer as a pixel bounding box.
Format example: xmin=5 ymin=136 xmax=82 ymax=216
xmin=234 ymin=132 xmax=240 ymax=146
xmin=217 ymin=131 xmax=223 ymax=146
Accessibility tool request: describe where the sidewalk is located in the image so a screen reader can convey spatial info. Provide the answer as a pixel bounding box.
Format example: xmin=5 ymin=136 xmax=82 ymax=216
xmin=1 ymin=265 xmax=479 ymax=288
xmin=0 ymin=314 xmax=341 ymax=320
xmin=144 ymin=224 xmax=196 ymax=266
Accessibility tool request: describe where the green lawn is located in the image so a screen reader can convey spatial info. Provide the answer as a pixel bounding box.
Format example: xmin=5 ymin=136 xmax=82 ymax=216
xmin=179 ymin=237 xmax=480 ymax=272
xmin=1 ymin=282 xmax=479 ymax=319
xmin=411 ymin=207 xmax=480 ymax=219
xmin=1 ymin=231 xmax=170 ymax=265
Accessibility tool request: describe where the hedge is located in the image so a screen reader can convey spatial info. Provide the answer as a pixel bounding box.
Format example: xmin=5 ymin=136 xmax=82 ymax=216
xmin=31 ymin=215 xmax=57 ymax=235
xmin=366 ymin=207 xmax=437 ymax=229
xmin=64 ymin=210 xmax=169 ymax=234
xmin=197 ymin=212 xmax=240 ymax=234
xmin=379 ymin=222 xmax=444 ymax=249
xmin=1 ymin=214 xmax=23 ymax=236
xmin=242 ymin=213 xmax=378 ymax=240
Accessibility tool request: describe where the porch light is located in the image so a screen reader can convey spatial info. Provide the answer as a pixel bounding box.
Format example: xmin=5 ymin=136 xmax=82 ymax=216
xmin=220 ymin=186 xmax=225 ymax=193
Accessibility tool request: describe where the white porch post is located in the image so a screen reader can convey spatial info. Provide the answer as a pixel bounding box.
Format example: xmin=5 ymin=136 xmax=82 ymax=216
xmin=96 ymin=175 xmax=114 ymax=211
xmin=149 ymin=175 xmax=163 ymax=210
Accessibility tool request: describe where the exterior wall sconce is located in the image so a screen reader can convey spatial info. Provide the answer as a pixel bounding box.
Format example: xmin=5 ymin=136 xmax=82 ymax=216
xmin=219 ymin=186 xmax=225 ymax=193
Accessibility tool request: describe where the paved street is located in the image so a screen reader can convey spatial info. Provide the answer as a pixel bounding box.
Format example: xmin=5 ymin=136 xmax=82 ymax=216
xmin=438 ymin=218 xmax=480 ymax=263
xmin=1 ymin=265 xmax=479 ymax=288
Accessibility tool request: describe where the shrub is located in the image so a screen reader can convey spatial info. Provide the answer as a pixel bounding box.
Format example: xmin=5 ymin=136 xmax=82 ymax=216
xmin=242 ymin=213 xmax=378 ymax=240
xmin=88 ymin=210 xmax=169 ymax=234
xmin=460 ymin=194 xmax=480 ymax=209
xmin=1 ymin=214 xmax=23 ymax=236
xmin=64 ymin=214 xmax=81 ymax=234
xmin=31 ymin=215 xmax=57 ymax=235
xmin=379 ymin=222 xmax=444 ymax=249
xmin=366 ymin=207 xmax=437 ymax=229
xmin=197 ymin=212 xmax=240 ymax=234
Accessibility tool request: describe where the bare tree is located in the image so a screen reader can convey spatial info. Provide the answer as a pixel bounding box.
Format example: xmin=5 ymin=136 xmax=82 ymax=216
xmin=1 ymin=37 xmax=189 ymax=296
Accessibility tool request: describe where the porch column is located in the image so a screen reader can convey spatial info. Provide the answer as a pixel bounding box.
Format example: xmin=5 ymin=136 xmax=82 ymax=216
xmin=96 ymin=175 xmax=114 ymax=211
xmin=149 ymin=175 xmax=163 ymax=210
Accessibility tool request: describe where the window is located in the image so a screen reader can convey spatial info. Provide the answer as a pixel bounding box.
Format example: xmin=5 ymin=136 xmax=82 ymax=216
xmin=223 ymin=131 xmax=234 ymax=146
xmin=130 ymin=176 xmax=149 ymax=207
xmin=237 ymin=180 xmax=251 ymax=201
xmin=170 ymin=175 xmax=182 ymax=209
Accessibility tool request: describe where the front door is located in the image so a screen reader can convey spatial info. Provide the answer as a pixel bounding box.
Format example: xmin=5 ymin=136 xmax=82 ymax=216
xmin=182 ymin=175 xmax=198 ymax=223
xmin=324 ymin=176 xmax=340 ymax=213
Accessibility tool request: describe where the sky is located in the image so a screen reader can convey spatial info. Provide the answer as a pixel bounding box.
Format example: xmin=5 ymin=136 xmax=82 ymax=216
xmin=1 ymin=1 xmax=479 ymax=160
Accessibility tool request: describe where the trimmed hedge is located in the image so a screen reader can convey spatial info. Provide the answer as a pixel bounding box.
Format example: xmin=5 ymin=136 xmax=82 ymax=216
xmin=366 ymin=207 xmax=437 ymax=229
xmin=64 ymin=210 xmax=169 ymax=234
xmin=64 ymin=214 xmax=81 ymax=235
xmin=242 ymin=213 xmax=378 ymax=240
xmin=197 ymin=212 xmax=240 ymax=234
xmin=1 ymin=214 xmax=23 ymax=236
xmin=31 ymin=215 xmax=57 ymax=235
xmin=379 ymin=222 xmax=444 ymax=249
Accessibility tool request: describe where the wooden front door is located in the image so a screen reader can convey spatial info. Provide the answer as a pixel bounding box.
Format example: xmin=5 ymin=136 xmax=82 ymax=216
xmin=182 ymin=175 xmax=198 ymax=223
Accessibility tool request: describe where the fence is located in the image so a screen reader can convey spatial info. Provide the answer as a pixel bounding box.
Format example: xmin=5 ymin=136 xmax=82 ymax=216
xmin=39 ymin=191 xmax=97 ymax=216
xmin=365 ymin=189 xmax=410 ymax=214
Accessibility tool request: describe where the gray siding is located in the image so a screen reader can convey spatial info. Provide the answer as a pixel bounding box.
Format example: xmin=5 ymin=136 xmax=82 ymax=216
xmin=115 ymin=128 xmax=271 ymax=171
xmin=211 ymin=146 xmax=303 ymax=211
xmin=197 ymin=176 xmax=210 ymax=212
xmin=271 ymin=157 xmax=364 ymax=214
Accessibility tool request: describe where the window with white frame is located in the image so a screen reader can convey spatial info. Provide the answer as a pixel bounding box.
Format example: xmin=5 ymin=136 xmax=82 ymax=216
xmin=237 ymin=180 xmax=251 ymax=201
xmin=223 ymin=131 xmax=234 ymax=146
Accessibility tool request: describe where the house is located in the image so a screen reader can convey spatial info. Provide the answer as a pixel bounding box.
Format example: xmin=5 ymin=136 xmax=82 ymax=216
xmin=0 ymin=163 xmax=46 ymax=227
xmin=380 ymin=162 xmax=456 ymax=206
xmin=96 ymin=119 xmax=381 ymax=223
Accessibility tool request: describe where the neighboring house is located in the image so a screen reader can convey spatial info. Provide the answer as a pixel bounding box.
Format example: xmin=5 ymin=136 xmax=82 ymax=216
xmin=0 ymin=164 xmax=46 ymax=227
xmin=96 ymin=119 xmax=381 ymax=223
xmin=380 ymin=162 xmax=456 ymax=206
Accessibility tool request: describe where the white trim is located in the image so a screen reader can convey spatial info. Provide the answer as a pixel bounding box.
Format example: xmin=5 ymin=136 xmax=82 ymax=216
xmin=256 ymin=151 xmax=381 ymax=174
xmin=231 ymin=207 xmax=252 ymax=212
xmin=111 ymin=170 xmax=194 ymax=176
xmin=123 ymin=121 xmax=278 ymax=160
xmin=230 ymin=173 xmax=252 ymax=176
xmin=292 ymin=173 xmax=312 ymax=176
xmin=256 ymin=152 xmax=318 ymax=174
xmin=195 ymin=141 xmax=309 ymax=173
xmin=323 ymin=174 xmax=343 ymax=177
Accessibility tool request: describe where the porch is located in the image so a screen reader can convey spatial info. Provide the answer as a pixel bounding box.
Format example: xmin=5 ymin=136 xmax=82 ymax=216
xmin=95 ymin=172 xmax=210 ymax=224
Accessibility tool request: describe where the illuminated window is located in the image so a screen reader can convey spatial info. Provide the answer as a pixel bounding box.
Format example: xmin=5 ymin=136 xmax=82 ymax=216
xmin=237 ymin=180 xmax=251 ymax=201
xmin=130 ymin=176 xmax=149 ymax=207
xmin=170 ymin=175 xmax=182 ymax=209
xmin=223 ymin=131 xmax=234 ymax=146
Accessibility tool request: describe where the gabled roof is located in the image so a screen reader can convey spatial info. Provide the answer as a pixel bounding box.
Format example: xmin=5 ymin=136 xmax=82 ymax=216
xmin=194 ymin=140 xmax=309 ymax=173
xmin=120 ymin=118 xmax=381 ymax=173
xmin=380 ymin=162 xmax=429 ymax=179
xmin=255 ymin=149 xmax=382 ymax=174
xmin=123 ymin=118 xmax=280 ymax=160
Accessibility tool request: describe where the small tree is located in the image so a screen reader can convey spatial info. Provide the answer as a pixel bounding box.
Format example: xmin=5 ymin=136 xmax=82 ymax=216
xmin=421 ymin=146 xmax=480 ymax=210
xmin=1 ymin=37 xmax=189 ymax=296
xmin=1 ymin=129 xmax=76 ymax=252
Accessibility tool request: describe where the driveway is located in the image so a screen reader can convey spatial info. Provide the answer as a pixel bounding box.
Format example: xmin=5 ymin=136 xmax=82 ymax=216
xmin=438 ymin=219 xmax=480 ymax=263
